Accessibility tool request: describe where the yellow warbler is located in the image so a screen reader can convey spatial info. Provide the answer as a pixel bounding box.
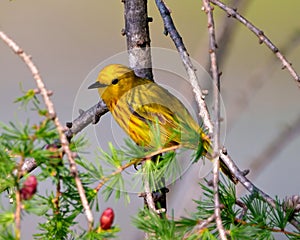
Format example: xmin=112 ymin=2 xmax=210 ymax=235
xmin=88 ymin=64 xmax=210 ymax=159
xmin=88 ymin=64 xmax=236 ymax=182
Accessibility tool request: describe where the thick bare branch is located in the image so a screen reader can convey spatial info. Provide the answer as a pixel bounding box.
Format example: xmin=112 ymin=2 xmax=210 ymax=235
xmin=123 ymin=0 xmax=153 ymax=80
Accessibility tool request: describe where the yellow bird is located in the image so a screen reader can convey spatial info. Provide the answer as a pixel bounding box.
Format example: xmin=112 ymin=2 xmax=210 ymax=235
xmin=88 ymin=64 xmax=210 ymax=159
xmin=88 ymin=64 xmax=236 ymax=181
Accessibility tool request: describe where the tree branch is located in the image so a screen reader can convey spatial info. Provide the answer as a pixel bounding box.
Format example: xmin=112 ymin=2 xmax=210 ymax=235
xmin=183 ymin=213 xmax=216 ymax=239
xmin=123 ymin=0 xmax=153 ymax=80
xmin=9 ymin=99 xmax=109 ymax=180
xmin=65 ymin=100 xmax=108 ymax=141
xmin=0 ymin=31 xmax=94 ymax=230
xmin=155 ymin=0 xmax=214 ymax=134
xmin=154 ymin=0 xmax=300 ymax=234
xmin=202 ymin=0 xmax=227 ymax=238
xmin=220 ymin=149 xmax=300 ymax=231
xmin=210 ymin=0 xmax=300 ymax=87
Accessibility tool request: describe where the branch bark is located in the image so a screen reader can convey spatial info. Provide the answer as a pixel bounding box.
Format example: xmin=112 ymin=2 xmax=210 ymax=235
xmin=220 ymin=149 xmax=300 ymax=231
xmin=123 ymin=0 xmax=153 ymax=80
xmin=202 ymin=0 xmax=227 ymax=238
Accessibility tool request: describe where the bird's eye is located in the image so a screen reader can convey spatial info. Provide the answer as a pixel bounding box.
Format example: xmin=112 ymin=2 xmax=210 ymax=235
xmin=111 ymin=78 xmax=119 ymax=85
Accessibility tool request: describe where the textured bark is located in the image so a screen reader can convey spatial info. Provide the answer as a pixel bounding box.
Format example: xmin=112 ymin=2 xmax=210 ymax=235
xmin=124 ymin=0 xmax=153 ymax=80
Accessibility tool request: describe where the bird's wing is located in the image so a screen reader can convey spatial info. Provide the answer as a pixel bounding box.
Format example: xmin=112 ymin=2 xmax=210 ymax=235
xmin=124 ymin=82 xmax=189 ymax=147
xmin=128 ymin=101 xmax=181 ymax=147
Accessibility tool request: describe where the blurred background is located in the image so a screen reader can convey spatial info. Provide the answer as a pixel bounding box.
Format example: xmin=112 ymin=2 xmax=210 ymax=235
xmin=1 ymin=0 xmax=300 ymax=239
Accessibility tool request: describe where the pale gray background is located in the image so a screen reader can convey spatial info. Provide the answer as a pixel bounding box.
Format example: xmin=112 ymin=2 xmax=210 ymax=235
xmin=1 ymin=1 xmax=300 ymax=239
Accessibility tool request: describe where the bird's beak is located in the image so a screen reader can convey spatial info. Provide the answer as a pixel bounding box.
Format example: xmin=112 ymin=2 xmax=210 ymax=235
xmin=88 ymin=81 xmax=107 ymax=89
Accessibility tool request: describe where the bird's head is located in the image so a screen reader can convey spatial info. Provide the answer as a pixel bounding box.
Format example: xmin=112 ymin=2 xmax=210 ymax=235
xmin=88 ymin=64 xmax=137 ymax=107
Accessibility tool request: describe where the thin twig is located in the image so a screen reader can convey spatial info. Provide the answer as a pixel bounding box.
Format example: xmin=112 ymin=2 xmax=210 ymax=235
xmin=235 ymin=199 xmax=248 ymax=220
xmin=143 ymin=175 xmax=157 ymax=212
xmin=54 ymin=178 xmax=61 ymax=215
xmin=196 ymin=213 xmax=216 ymax=231
xmin=0 ymin=31 xmax=94 ymax=230
xmin=202 ymin=0 xmax=227 ymax=239
xmin=94 ymin=158 xmax=140 ymax=192
xmin=15 ymin=156 xmax=24 ymax=240
xmin=235 ymin=218 xmax=300 ymax=237
xmin=154 ymin=0 xmax=300 ymax=234
xmin=94 ymin=145 xmax=180 ymax=192
xmin=65 ymin=100 xmax=108 ymax=141
xmin=15 ymin=188 xmax=21 ymax=240
xmin=210 ymin=0 xmax=300 ymax=87
xmin=183 ymin=213 xmax=216 ymax=239
xmin=141 ymin=145 xmax=180 ymax=160
xmin=219 ymin=149 xmax=300 ymax=231
xmin=0 ymin=100 xmax=109 ymax=189
xmin=201 ymin=0 xmax=250 ymax=73
xmin=155 ymin=0 xmax=213 ymax=134
xmin=15 ymin=189 xmax=21 ymax=240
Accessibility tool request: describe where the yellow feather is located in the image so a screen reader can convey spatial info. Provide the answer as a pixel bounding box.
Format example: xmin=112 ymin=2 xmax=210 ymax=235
xmin=88 ymin=64 xmax=238 ymax=182
xmin=90 ymin=64 xmax=209 ymax=154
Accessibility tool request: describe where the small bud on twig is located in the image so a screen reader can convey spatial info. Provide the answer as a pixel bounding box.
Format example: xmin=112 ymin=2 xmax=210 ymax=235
xmin=100 ymin=208 xmax=115 ymax=230
xmin=20 ymin=175 xmax=38 ymax=200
